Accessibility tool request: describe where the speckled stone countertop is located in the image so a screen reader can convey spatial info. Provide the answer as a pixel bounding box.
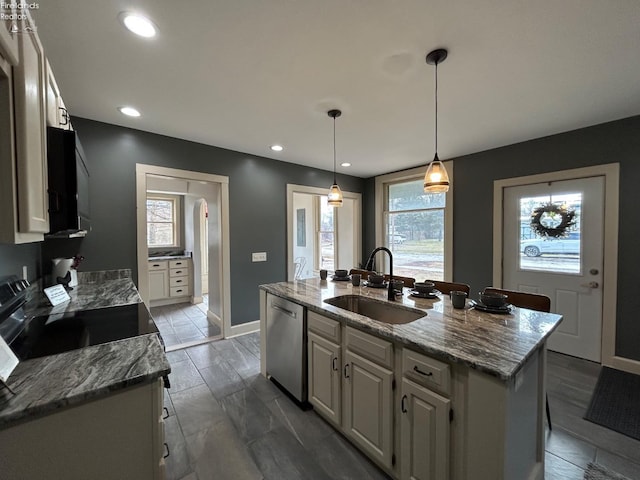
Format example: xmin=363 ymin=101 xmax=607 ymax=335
xmin=24 ymin=269 xmax=142 ymax=318
xmin=148 ymin=255 xmax=191 ymax=261
xmin=0 ymin=271 xmax=170 ymax=429
xmin=260 ymin=279 xmax=563 ymax=381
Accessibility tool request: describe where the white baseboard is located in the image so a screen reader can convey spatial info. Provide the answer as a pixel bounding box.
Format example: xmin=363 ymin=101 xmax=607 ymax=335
xmin=150 ymin=297 xmax=190 ymax=308
xmin=228 ymin=320 xmax=260 ymax=338
xmin=608 ymin=355 xmax=640 ymax=375
xmin=207 ymin=310 xmax=223 ymax=329
xmin=191 ymin=296 xmax=203 ymax=304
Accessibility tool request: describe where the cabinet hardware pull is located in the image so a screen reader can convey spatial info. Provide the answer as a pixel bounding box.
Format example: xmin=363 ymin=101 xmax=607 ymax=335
xmin=153 ymin=264 xmax=160 ymax=267
xmin=175 ymin=270 xmax=182 ymax=274
xmin=162 ymin=407 xmax=170 ymax=419
xmin=163 ymin=442 xmax=170 ymax=458
xmin=344 ymin=363 xmax=350 ymax=379
xmin=176 ymin=289 xmax=183 ymax=293
xmin=59 ymin=107 xmax=69 ymax=125
xmin=413 ymin=365 xmax=433 ymax=377
xmin=332 ymin=357 xmax=338 ymax=371
xmin=401 ymin=395 xmax=408 ymax=413
xmin=271 ymin=304 xmax=296 ymax=318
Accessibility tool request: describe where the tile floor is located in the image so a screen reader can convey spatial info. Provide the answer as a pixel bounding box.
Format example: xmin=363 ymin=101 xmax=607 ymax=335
xmin=151 ymin=296 xmax=221 ymax=350
xmin=162 ymin=332 xmax=640 ymax=480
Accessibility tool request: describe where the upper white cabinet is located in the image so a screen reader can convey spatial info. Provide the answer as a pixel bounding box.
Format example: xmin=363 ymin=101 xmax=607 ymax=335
xmin=13 ymin=14 xmax=49 ymax=235
xmin=46 ymin=59 xmax=72 ymax=130
xmin=0 ymin=11 xmax=74 ymax=244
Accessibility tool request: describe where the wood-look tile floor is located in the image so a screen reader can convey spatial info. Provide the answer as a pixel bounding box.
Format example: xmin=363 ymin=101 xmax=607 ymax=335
xmin=163 ymin=334 xmax=640 ymax=480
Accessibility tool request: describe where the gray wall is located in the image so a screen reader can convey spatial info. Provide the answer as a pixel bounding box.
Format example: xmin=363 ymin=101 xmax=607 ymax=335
xmin=71 ymin=118 xmax=366 ymax=326
xmin=449 ymin=115 xmax=640 ymax=361
xmin=0 ymin=243 xmax=41 ymax=282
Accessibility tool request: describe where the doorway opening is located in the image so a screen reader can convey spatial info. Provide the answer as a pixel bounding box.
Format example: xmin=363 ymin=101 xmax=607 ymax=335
xmin=136 ymin=164 xmax=231 ymax=349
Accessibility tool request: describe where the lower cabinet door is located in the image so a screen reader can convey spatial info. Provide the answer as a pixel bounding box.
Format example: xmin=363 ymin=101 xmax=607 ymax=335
xmin=149 ymin=270 xmax=168 ymax=300
xmin=308 ymin=332 xmax=341 ymax=425
xmin=343 ymin=350 xmax=393 ymax=469
xmin=400 ymin=378 xmax=450 ymax=480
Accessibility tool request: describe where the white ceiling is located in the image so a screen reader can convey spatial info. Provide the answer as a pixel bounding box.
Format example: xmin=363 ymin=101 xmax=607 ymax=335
xmin=32 ymin=1 xmax=640 ymax=178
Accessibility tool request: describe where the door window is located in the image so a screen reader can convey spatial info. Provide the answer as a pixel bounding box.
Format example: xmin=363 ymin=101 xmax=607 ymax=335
xmin=518 ymin=193 xmax=581 ymax=274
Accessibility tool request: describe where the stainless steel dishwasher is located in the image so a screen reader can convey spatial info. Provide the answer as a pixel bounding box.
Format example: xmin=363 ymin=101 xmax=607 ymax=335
xmin=265 ymin=293 xmax=307 ymax=402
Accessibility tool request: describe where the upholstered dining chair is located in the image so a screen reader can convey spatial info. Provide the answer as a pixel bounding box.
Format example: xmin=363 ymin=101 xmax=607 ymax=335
xmin=382 ymin=274 xmax=415 ymax=288
xmin=349 ymin=268 xmax=374 ymax=280
xmin=426 ymin=280 xmax=471 ymax=295
xmin=483 ymin=287 xmax=553 ymax=430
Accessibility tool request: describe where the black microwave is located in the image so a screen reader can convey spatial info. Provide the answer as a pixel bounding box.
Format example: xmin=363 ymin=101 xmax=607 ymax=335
xmin=46 ymin=127 xmax=90 ymax=237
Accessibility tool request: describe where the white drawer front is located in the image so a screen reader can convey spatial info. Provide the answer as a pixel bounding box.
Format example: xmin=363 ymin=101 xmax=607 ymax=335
xmin=308 ymin=311 xmax=341 ymax=343
xmin=169 ymin=259 xmax=189 ymax=269
xmin=345 ymin=326 xmax=393 ymax=369
xmin=169 ymin=267 xmax=188 ymax=278
xmin=169 ymin=276 xmax=188 ymax=287
xmin=170 ymin=285 xmax=189 ymax=297
xmin=149 ymin=260 xmax=168 ymax=271
xmin=402 ymin=348 xmax=451 ymax=396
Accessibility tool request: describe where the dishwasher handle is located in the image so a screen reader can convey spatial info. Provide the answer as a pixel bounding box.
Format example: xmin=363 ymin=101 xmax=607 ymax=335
xmin=271 ymin=303 xmax=297 ymax=318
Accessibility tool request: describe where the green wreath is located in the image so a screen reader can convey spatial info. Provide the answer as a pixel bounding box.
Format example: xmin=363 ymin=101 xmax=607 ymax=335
xmin=530 ymin=203 xmax=576 ymax=239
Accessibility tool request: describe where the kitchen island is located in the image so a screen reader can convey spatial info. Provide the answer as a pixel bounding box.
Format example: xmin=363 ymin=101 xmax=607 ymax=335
xmin=0 ymin=270 xmax=170 ymax=480
xmin=259 ymin=279 xmax=563 ymax=480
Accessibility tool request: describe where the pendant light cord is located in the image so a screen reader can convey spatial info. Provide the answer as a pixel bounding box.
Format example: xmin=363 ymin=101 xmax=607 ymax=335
xmin=333 ymin=116 xmax=337 ymax=184
xmin=434 ymin=61 xmax=438 ymax=156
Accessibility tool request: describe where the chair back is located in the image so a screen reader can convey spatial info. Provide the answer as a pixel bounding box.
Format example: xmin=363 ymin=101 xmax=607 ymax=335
xmin=427 ymin=280 xmax=471 ymax=295
xmin=383 ymin=274 xmax=415 ymax=288
xmin=349 ymin=269 xmax=374 ymax=280
xmin=483 ymin=287 xmax=551 ymax=312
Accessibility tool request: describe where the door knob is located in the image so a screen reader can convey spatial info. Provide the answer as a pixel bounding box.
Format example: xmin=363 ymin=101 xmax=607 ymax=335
xmin=581 ymin=281 xmax=599 ymax=288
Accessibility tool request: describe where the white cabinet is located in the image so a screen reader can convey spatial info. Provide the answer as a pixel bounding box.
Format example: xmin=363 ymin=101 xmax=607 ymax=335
xmin=13 ymin=15 xmax=49 ymax=235
xmin=308 ymin=311 xmax=342 ymax=425
xmin=45 ymin=59 xmax=72 ymax=130
xmin=0 ymin=379 xmax=166 ymax=479
xmin=150 ymin=258 xmax=192 ymax=306
xmin=149 ymin=260 xmax=169 ymax=301
xmin=400 ymin=378 xmax=450 ymax=480
xmin=400 ymin=349 xmax=451 ymax=480
xmin=0 ymin=11 xmax=50 ymax=244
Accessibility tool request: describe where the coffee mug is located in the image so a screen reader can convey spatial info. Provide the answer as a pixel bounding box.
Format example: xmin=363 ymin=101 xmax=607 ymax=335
xmin=320 ymin=269 xmax=328 ymax=280
xmin=351 ymin=274 xmax=361 ymax=286
xmin=450 ymin=290 xmax=467 ymax=309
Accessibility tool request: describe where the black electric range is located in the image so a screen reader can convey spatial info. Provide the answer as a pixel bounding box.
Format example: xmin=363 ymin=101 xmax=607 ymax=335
xmin=0 ymin=276 xmax=161 ymax=361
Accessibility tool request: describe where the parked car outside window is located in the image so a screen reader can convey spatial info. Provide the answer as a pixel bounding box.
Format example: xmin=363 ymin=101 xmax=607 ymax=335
xmin=520 ymin=232 xmax=580 ymax=257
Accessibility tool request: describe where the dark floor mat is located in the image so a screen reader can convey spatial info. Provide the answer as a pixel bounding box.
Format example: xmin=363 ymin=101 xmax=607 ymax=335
xmin=584 ymin=367 xmax=640 ymax=441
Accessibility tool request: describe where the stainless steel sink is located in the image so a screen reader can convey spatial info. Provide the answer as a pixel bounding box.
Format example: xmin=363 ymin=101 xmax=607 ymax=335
xmin=324 ymin=295 xmax=426 ymax=324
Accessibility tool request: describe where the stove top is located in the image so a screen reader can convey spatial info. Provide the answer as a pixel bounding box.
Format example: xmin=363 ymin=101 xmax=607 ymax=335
xmin=9 ymin=302 xmax=160 ymax=361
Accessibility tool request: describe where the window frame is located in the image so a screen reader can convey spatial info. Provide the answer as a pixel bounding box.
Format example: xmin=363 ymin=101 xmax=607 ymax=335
xmin=315 ymin=195 xmax=336 ymax=271
xmin=374 ymin=163 xmax=454 ymax=280
xmin=146 ymin=193 xmax=182 ymax=249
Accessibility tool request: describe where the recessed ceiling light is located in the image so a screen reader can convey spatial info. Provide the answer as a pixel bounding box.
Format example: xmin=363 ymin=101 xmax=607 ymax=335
xmin=120 ymin=12 xmax=157 ymax=38
xmin=270 ymin=145 xmax=284 ymax=152
xmin=118 ymin=106 xmax=141 ymax=117
xmin=341 ymin=162 xmax=351 ymax=167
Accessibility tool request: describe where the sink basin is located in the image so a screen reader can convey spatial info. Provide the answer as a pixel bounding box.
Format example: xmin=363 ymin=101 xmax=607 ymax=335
xmin=324 ymin=295 xmax=426 ymax=324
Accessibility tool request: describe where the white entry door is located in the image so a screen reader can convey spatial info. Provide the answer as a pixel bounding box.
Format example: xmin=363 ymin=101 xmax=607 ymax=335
xmin=503 ymin=176 xmax=605 ymax=362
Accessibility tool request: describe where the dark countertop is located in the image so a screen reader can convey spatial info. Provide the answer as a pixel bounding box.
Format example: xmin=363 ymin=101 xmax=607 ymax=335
xmin=260 ymin=279 xmax=563 ymax=381
xmin=0 ymin=271 xmax=170 ymax=429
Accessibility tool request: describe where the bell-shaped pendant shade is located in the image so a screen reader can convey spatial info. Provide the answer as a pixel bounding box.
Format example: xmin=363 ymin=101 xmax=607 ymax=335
xmin=328 ymin=183 xmax=343 ymax=207
xmin=423 ymin=154 xmax=450 ymax=193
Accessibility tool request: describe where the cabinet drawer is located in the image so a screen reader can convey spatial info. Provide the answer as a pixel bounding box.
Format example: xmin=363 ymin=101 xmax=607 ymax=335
xmin=149 ymin=261 xmax=168 ymax=271
xmin=169 ymin=276 xmax=188 ymax=287
xmin=170 ymin=285 xmax=189 ymax=297
xmin=308 ymin=311 xmax=341 ymax=343
xmin=169 ymin=259 xmax=189 ymax=269
xmin=402 ymin=349 xmax=451 ymax=396
xmin=345 ymin=326 xmax=393 ymax=369
xmin=169 ymin=267 xmax=188 ymax=277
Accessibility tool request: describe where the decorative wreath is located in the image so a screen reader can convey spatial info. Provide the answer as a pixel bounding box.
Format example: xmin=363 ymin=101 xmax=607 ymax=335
xmin=530 ymin=203 xmax=576 ymax=239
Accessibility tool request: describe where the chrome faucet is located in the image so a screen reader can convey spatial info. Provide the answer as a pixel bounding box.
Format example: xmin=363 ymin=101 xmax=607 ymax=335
xmin=364 ymin=247 xmax=395 ymax=301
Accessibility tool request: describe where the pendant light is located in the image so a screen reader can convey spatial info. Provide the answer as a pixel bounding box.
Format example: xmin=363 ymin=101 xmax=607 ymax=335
xmin=327 ymin=109 xmax=343 ymax=207
xmin=424 ymin=48 xmax=450 ymax=193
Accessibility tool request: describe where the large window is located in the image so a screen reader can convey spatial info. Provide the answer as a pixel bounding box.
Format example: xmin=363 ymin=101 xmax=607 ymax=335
xmin=147 ymin=195 xmax=180 ymax=247
xmin=376 ymin=165 xmax=452 ymax=282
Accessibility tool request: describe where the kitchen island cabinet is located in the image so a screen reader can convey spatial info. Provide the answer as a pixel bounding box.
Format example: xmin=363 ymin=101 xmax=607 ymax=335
xmin=259 ymin=279 xmax=563 ymax=480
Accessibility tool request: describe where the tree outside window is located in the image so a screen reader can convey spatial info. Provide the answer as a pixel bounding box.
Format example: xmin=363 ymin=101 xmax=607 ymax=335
xmin=147 ymin=197 xmax=177 ymax=247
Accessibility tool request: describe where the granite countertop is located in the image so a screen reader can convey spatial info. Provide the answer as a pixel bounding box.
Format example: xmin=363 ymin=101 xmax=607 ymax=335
xmin=148 ymin=255 xmax=191 ymax=261
xmin=0 ymin=270 xmax=170 ymax=429
xmin=260 ymin=279 xmax=563 ymax=381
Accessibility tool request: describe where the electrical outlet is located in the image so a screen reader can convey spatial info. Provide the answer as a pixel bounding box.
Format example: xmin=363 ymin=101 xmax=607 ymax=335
xmin=22 ymin=266 xmax=28 ymax=281
xmin=252 ymin=252 xmax=267 ymax=262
